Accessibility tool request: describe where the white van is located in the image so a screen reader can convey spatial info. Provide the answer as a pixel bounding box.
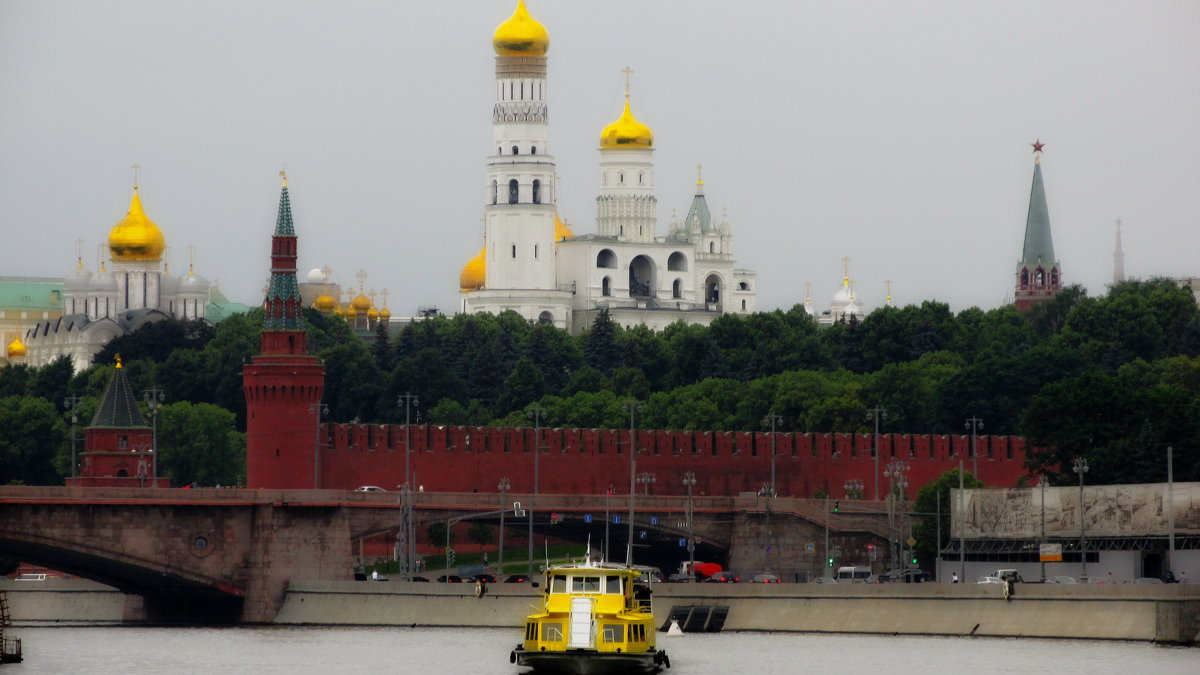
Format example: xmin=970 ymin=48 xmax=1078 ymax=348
xmin=835 ymin=566 xmax=872 ymax=583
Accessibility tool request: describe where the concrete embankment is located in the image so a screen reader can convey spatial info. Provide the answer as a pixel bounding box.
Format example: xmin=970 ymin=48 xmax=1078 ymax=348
xmin=7 ymin=579 xmax=1199 ymax=644
xmin=276 ymin=581 xmax=1200 ymax=644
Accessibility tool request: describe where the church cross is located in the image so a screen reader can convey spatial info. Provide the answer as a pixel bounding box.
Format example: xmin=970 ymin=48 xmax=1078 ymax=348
xmin=356 ymin=269 xmax=368 ymax=292
xmin=131 ymin=163 xmax=141 ymax=189
xmin=621 ymin=66 xmax=634 ymax=97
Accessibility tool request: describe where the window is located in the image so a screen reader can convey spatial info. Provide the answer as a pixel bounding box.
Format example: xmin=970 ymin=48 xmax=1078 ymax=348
xmin=532 ymin=179 xmax=541 ymax=204
xmin=605 ymin=576 xmax=622 ymax=594
xmin=1020 ymin=269 xmax=1030 ymax=286
xmin=118 ymin=435 xmax=128 ymax=450
xmin=602 ymin=625 xmax=623 ymax=643
xmin=538 ymin=311 xmax=553 ymax=324
xmin=672 ymin=279 xmax=682 ymax=298
xmin=738 ymin=281 xmax=750 ymax=291
xmin=512 ymin=145 xmax=519 ymax=155
xmin=709 ymin=241 xmax=715 ymax=253
xmin=508 ymin=179 xmax=519 ymax=204
xmin=619 ymin=172 xmax=624 ymax=183
xmin=741 ymin=299 xmax=746 ymax=310
xmin=534 ymin=243 xmax=539 ymax=259
xmin=531 ymin=146 xmax=537 ymax=155
xmin=638 ymin=171 xmax=644 ymax=184
xmin=597 ymin=249 xmax=617 ymax=268
xmin=602 ymin=276 xmax=611 ymax=296
xmin=491 ymin=180 xmax=498 ymax=204
xmin=511 ymin=244 xmax=517 ymax=259
xmin=1035 ymin=268 xmax=1045 ymax=285
xmin=667 ymin=252 xmax=687 ymax=271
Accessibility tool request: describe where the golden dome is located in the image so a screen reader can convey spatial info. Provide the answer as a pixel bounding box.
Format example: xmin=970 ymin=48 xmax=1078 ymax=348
xmin=554 ymin=213 xmax=575 ymax=241
xmin=333 ymin=302 xmax=344 ymax=316
xmin=108 ymin=189 xmax=166 ymax=261
xmin=459 ymin=245 xmax=486 ymax=292
xmin=493 ymin=1 xmax=549 ymax=56
xmin=6 ymin=335 xmax=27 ymax=358
xmin=313 ymin=293 xmax=336 ymax=312
xmin=345 ymin=303 xmax=358 ymax=318
xmin=379 ymin=306 xmax=392 ymax=321
xmin=367 ymin=306 xmax=379 ymax=321
xmin=600 ymin=99 xmax=653 ymax=149
xmin=351 ymin=293 xmax=371 ymax=312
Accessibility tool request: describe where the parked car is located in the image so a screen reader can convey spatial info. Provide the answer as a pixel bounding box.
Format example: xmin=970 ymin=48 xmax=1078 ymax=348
xmin=835 ymin=566 xmax=872 ymax=583
xmin=705 ymin=571 xmax=741 ymax=583
xmin=750 ymin=573 xmax=781 ymax=583
xmin=1047 ymin=576 xmax=1077 ymax=584
xmin=354 ymin=485 xmax=386 ymax=492
xmin=435 ymin=575 xmax=463 ymax=583
xmin=504 ymin=574 xmax=531 ymax=583
xmin=665 ymin=573 xmax=695 ymax=583
xmin=977 ymin=576 xmax=1003 ymax=584
xmin=993 ymin=569 xmax=1024 ymax=583
xmin=470 ymin=573 xmax=497 ymax=584
xmin=411 ymin=576 xmax=430 ymax=582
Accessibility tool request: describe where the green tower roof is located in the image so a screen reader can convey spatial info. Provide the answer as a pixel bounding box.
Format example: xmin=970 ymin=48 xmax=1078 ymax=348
xmin=1018 ymin=160 xmax=1056 ymax=271
xmin=89 ymin=364 xmax=149 ymax=429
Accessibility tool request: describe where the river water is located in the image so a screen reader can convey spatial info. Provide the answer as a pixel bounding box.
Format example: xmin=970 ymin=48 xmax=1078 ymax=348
xmin=3 ymin=626 xmax=1195 ymax=674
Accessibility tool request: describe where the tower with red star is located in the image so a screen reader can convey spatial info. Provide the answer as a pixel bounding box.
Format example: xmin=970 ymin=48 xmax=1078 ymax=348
xmin=1014 ymin=140 xmax=1062 ymax=311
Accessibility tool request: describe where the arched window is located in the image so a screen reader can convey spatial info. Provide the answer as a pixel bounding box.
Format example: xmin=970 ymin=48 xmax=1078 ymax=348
xmin=668 ymin=252 xmax=687 ymax=271
xmin=508 ymin=179 xmax=519 ymax=204
xmin=532 ymin=179 xmax=541 ymax=204
xmin=602 ymin=276 xmax=611 ymax=296
xmin=520 ymin=82 xmax=524 ymax=99
xmin=741 ymin=299 xmax=747 ymax=310
xmin=1050 ymin=268 xmax=1059 ymax=286
xmin=1035 ymin=268 xmax=1045 ymax=285
xmin=597 ymin=249 xmax=617 ymax=268
xmin=512 ymin=145 xmax=519 ymax=155
xmin=628 ymin=255 xmax=655 ymax=298
xmin=738 ymin=281 xmax=750 ymax=291
xmin=491 ymin=180 xmax=498 ymax=204
xmin=538 ymin=311 xmax=553 ymax=324
xmin=1020 ymin=269 xmax=1030 ymax=286
xmin=531 ymin=146 xmax=537 ymax=155
xmin=672 ymin=279 xmax=682 ymax=298
xmin=709 ymin=241 xmax=715 ymax=253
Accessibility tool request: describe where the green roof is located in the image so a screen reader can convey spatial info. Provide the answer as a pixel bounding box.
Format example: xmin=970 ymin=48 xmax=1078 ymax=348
xmin=1018 ymin=162 xmax=1056 ymax=271
xmin=0 ymin=277 xmax=63 ymax=311
xmin=89 ymin=366 xmax=149 ymax=429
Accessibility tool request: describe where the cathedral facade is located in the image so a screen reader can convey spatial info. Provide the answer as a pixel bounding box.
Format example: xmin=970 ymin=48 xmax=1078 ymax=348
xmin=459 ymin=2 xmax=756 ymax=334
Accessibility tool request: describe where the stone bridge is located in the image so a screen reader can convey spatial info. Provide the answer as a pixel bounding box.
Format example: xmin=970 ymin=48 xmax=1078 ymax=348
xmin=0 ymin=486 xmax=891 ymax=622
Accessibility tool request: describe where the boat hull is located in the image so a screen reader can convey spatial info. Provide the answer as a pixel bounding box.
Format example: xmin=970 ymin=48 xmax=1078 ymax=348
xmin=512 ymin=647 xmax=668 ymax=675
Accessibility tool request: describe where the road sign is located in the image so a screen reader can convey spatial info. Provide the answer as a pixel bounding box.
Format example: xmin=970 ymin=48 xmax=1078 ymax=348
xmin=679 ymin=538 xmax=687 ymax=547
xmin=650 ymin=516 xmax=659 ymax=525
xmin=613 ymin=515 xmax=621 ymax=524
xmin=907 ymin=537 xmax=916 ymax=547
xmin=805 ymin=543 xmax=815 ymax=553
xmin=584 ymin=514 xmax=592 ymax=523
xmin=639 ymin=531 xmax=647 ymax=539
xmin=1039 ymin=543 xmax=1063 ymax=562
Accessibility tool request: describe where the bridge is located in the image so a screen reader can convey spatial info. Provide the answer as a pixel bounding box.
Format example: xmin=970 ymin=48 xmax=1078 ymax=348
xmin=0 ymin=486 xmax=891 ymax=622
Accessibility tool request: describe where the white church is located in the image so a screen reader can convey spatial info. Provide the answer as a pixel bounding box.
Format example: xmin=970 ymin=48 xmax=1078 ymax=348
xmin=459 ymin=1 xmax=757 ymax=334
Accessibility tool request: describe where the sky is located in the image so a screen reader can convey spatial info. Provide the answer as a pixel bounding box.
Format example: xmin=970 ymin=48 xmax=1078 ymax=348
xmin=2 ymin=0 xmax=1198 ymax=317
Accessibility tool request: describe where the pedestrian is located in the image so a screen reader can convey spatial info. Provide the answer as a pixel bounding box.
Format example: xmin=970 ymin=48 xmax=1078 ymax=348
xmin=951 ymin=572 xmax=959 ymax=584
xmin=371 ymin=570 xmax=379 ymax=581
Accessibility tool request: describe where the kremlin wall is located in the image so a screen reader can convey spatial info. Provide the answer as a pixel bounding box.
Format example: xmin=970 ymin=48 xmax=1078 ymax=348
xmin=280 ymin=424 xmax=1030 ymax=499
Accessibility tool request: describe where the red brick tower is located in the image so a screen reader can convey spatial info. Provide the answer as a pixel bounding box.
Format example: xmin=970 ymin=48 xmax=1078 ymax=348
xmin=243 ymin=174 xmax=325 ymax=489
xmin=68 ymin=357 xmax=169 ymax=487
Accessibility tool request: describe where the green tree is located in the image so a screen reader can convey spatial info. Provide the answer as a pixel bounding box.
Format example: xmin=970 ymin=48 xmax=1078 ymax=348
xmin=157 ymin=401 xmax=245 ymax=486
xmin=467 ymin=522 xmax=493 ymax=548
xmin=910 ymin=468 xmax=986 ymax=567
xmin=0 ymin=396 xmax=67 ymax=485
xmin=427 ymin=522 xmax=449 ymax=548
xmin=497 ymin=357 xmax=546 ymax=414
xmin=583 ymin=309 xmax=622 ymax=375
xmin=0 ymin=363 xmax=34 ymax=399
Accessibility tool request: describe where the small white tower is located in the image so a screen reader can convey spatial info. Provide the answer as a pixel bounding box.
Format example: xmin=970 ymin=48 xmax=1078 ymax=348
xmin=596 ymin=67 xmax=656 ymax=243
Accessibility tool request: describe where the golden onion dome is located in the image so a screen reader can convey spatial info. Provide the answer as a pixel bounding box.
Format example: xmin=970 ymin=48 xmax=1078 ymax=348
xmin=459 ymin=246 xmax=486 ymax=292
xmin=600 ymin=99 xmax=653 ymax=150
xmin=345 ymin=303 xmax=358 ymax=318
xmin=108 ymin=189 xmax=166 ymax=261
xmin=351 ymin=293 xmax=371 ymax=312
xmin=554 ymin=213 xmax=575 ymax=241
xmin=379 ymin=306 xmax=392 ymax=321
xmin=493 ymin=1 xmax=549 ymax=56
xmin=6 ymin=335 xmax=27 ymax=358
xmin=313 ymin=293 xmax=336 ymax=312
xmin=367 ymin=306 xmax=379 ymax=320
xmin=333 ymin=302 xmax=344 ymax=316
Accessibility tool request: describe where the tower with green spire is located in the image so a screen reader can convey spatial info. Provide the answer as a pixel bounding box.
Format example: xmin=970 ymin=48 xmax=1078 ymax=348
xmin=1015 ymin=141 xmax=1062 ymax=311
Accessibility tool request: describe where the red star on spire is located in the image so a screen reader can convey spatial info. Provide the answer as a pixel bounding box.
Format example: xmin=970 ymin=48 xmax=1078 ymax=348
xmin=1031 ymin=139 xmax=1045 ymax=154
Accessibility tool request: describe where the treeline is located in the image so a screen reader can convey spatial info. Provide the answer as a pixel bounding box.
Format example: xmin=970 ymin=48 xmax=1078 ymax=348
xmin=2 ymin=279 xmax=1198 ymax=487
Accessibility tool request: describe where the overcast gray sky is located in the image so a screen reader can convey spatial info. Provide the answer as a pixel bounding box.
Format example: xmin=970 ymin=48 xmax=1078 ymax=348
xmin=2 ymin=0 xmax=1197 ymax=317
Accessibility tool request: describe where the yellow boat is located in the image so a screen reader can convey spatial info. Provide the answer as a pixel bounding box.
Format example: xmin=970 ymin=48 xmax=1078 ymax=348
xmin=509 ymin=561 xmax=671 ymax=674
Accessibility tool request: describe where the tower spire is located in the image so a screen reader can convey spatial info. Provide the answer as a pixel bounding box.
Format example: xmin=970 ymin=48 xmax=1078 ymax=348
xmin=262 ymin=172 xmax=306 ymax=337
xmin=1113 ymin=219 xmax=1126 ymax=284
xmin=1015 ymin=142 xmax=1062 ymax=311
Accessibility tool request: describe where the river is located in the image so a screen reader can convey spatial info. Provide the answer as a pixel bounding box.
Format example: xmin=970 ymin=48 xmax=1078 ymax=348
xmin=3 ymin=626 xmax=1195 ymax=674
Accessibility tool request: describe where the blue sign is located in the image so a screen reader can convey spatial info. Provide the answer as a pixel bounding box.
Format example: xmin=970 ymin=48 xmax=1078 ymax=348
xmin=679 ymin=538 xmax=687 ymax=547
xmin=639 ymin=531 xmax=647 ymax=539
xmin=584 ymin=514 xmax=592 ymax=523
xmin=613 ymin=516 xmax=621 ymax=524
xmin=650 ymin=516 xmax=659 ymax=525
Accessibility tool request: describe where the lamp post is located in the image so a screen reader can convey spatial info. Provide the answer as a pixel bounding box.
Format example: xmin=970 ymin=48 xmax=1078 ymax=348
xmin=527 ymin=404 xmax=546 ymax=578
xmin=623 ymin=400 xmax=642 ymax=567
xmin=1167 ymin=446 xmax=1175 ymax=577
xmin=1072 ymin=457 xmax=1089 ymax=582
xmin=497 ymin=477 xmax=510 ymax=576
xmin=604 ymin=485 xmax=614 ymax=562
xmin=143 ymin=387 xmax=166 ymax=482
xmin=1037 ymin=475 xmax=1049 ymax=582
xmin=867 ymin=406 xmax=887 ymax=500
xmin=965 ymin=416 xmax=984 ymax=479
xmin=307 ymin=402 xmax=329 ymax=489
xmin=64 ymin=395 xmax=83 ymax=479
xmin=843 ymin=478 xmax=863 ymax=500
xmin=762 ymin=411 xmax=782 ymax=574
xmin=958 ymin=461 xmax=965 ymax=584
xmin=682 ymin=471 xmax=697 ymax=581
xmin=884 ymin=461 xmax=910 ymax=570
xmin=398 ymin=393 xmax=418 ymax=577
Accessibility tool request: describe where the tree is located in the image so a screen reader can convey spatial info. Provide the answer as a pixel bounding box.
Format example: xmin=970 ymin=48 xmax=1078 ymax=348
xmin=583 ymin=309 xmax=622 ymax=375
xmin=910 ymin=468 xmax=986 ymax=567
xmin=0 ymin=396 xmax=67 ymax=485
xmin=156 ymin=401 xmax=245 ymax=486
xmin=467 ymin=522 xmax=493 ymax=548
xmin=496 ymin=357 xmax=546 ymax=414
xmin=427 ymin=522 xmax=449 ymax=548
xmin=94 ymin=318 xmax=215 ymax=365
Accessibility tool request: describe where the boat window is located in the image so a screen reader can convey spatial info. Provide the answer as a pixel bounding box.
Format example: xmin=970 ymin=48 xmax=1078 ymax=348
xmin=572 ymin=576 xmax=602 ymax=593
xmin=602 ymin=624 xmax=623 ymax=643
xmin=541 ymin=623 xmax=563 ymax=642
xmin=605 ymin=576 xmax=622 ymax=594
xmin=551 ymin=576 xmax=568 ymax=593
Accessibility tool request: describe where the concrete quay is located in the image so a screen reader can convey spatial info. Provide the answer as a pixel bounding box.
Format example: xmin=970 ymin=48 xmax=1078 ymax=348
xmin=5 ymin=579 xmax=1199 ymax=644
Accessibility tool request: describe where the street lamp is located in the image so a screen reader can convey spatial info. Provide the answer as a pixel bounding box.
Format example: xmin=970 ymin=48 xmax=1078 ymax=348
xmin=682 ymin=472 xmax=697 ymax=581
xmin=1167 ymin=446 xmax=1175 ymax=577
xmin=308 ymin=402 xmax=329 ymax=489
xmin=64 ymin=395 xmax=83 ymax=479
xmin=965 ymin=416 xmax=984 ymax=479
xmin=604 ymin=485 xmax=614 ymax=562
xmin=497 ymin=477 xmax=510 ymax=576
xmin=144 ymin=387 xmax=166 ymax=483
xmin=844 ymin=478 xmax=863 ymax=500
xmin=1073 ymin=457 xmax=1089 ymax=582
xmin=398 ymin=393 xmax=419 ymax=577
xmin=527 ymin=404 xmax=546 ymax=578
xmin=762 ymin=411 xmax=782 ymax=575
xmin=637 ymin=472 xmax=656 ymax=495
xmin=884 ymin=461 xmax=910 ymax=570
xmin=623 ymin=399 xmax=642 ymax=567
xmin=867 ymin=406 xmax=887 ymax=500
xmin=1037 ymin=475 xmax=1049 ymax=582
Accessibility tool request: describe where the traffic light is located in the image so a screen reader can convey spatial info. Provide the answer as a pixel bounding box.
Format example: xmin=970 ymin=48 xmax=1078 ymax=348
xmin=550 ymin=512 xmax=559 ymax=525
xmin=833 ymin=501 xmax=840 ymax=512
xmin=827 ymin=557 xmax=834 ymax=567
xmin=911 ymin=555 xmax=919 ymax=565
xmin=447 ymin=547 xmax=455 ymax=568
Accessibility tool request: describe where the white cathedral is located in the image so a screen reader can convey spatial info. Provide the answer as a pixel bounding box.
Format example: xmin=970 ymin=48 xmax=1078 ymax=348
xmin=458 ymin=1 xmax=757 ymax=334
